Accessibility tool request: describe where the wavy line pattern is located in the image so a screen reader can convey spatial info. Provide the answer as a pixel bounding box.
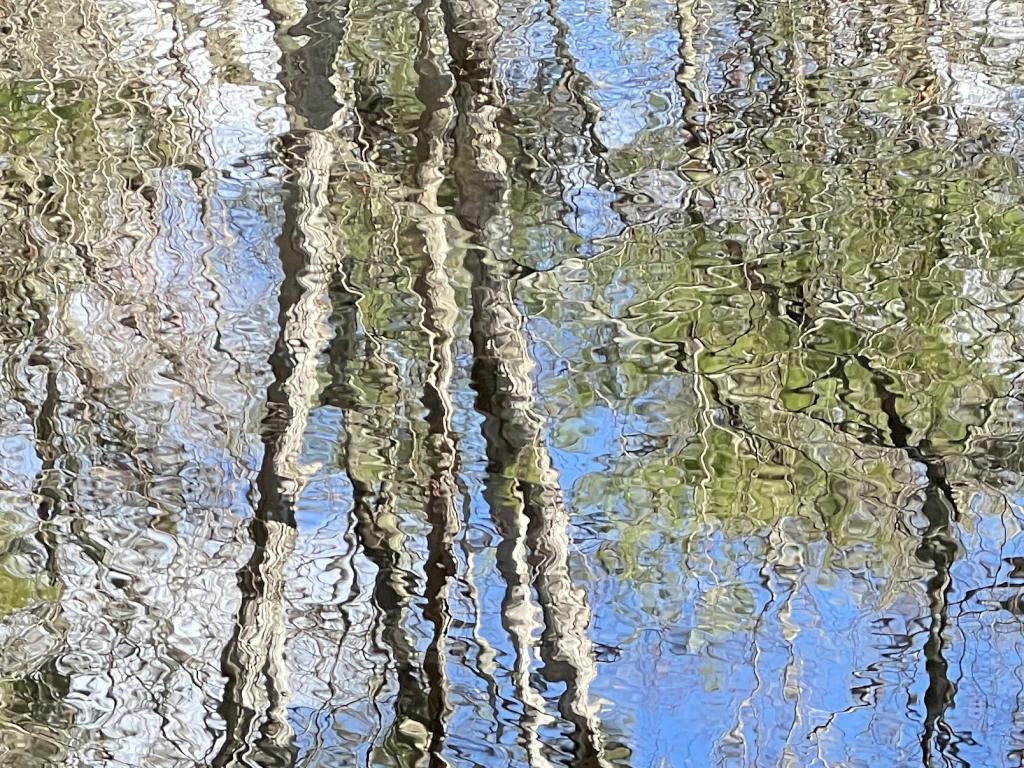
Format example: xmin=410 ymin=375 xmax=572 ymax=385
xmin=0 ymin=0 xmax=1022 ymax=765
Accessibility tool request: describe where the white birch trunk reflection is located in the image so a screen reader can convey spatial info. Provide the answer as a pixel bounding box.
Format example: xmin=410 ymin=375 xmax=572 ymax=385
xmin=412 ymin=0 xmax=461 ymax=756
xmin=441 ymin=0 xmax=611 ymax=761
xmin=214 ymin=116 xmax=338 ymax=768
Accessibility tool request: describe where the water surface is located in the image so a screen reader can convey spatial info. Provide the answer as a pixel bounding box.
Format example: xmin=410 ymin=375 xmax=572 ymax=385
xmin=0 ymin=0 xmax=1023 ymax=764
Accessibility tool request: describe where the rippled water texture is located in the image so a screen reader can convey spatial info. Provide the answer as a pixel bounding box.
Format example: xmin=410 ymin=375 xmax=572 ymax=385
xmin=1 ymin=0 xmax=1024 ymax=765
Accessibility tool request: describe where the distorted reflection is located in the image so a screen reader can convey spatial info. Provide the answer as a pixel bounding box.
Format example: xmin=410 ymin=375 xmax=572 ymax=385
xmin=0 ymin=0 xmax=1023 ymax=764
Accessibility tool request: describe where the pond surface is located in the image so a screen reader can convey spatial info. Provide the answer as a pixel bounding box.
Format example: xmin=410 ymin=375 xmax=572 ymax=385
xmin=0 ymin=0 xmax=1023 ymax=765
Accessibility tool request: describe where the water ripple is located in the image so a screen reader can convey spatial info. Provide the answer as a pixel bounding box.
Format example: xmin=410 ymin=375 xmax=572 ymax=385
xmin=1 ymin=0 xmax=1024 ymax=764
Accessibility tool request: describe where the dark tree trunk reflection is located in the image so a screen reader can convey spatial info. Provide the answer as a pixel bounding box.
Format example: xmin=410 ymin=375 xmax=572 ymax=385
xmin=442 ymin=0 xmax=612 ymax=762
xmin=213 ymin=0 xmax=350 ymax=762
